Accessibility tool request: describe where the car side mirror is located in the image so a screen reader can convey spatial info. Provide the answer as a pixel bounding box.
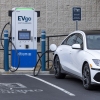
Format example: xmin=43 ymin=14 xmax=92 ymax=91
xmin=49 ymin=44 xmax=57 ymax=51
xmin=72 ymin=44 xmax=81 ymax=49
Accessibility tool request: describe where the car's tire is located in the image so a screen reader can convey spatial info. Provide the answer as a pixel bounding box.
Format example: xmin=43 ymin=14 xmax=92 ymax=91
xmin=54 ymin=55 xmax=66 ymax=79
xmin=82 ymin=63 xmax=92 ymax=90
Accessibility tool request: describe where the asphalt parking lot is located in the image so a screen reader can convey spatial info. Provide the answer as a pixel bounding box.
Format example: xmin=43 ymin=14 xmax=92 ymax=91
xmin=0 ymin=74 xmax=100 ymax=100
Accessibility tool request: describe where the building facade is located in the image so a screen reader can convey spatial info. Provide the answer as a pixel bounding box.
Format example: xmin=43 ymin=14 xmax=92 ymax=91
xmin=0 ymin=0 xmax=100 ymax=68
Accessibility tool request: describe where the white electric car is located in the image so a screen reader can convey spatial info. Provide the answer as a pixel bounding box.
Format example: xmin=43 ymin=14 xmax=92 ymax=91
xmin=50 ymin=30 xmax=100 ymax=89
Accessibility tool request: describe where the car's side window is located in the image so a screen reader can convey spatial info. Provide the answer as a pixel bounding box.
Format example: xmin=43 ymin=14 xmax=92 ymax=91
xmin=76 ymin=34 xmax=83 ymax=44
xmin=61 ymin=36 xmax=70 ymax=45
xmin=61 ymin=33 xmax=83 ymax=47
xmin=66 ymin=35 xmax=77 ymax=46
xmin=62 ymin=34 xmax=77 ymax=46
xmin=61 ymin=34 xmax=77 ymax=46
xmin=76 ymin=33 xmax=83 ymax=48
xmin=61 ymin=38 xmax=68 ymax=45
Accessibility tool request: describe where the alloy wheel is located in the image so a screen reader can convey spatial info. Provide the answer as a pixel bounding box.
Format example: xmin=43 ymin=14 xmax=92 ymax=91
xmin=82 ymin=63 xmax=91 ymax=89
xmin=54 ymin=56 xmax=60 ymax=76
xmin=54 ymin=55 xmax=66 ymax=79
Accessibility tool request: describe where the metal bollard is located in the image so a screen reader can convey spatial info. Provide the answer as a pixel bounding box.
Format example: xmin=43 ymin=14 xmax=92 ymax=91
xmin=4 ymin=30 xmax=9 ymax=71
xmin=41 ymin=30 xmax=46 ymax=71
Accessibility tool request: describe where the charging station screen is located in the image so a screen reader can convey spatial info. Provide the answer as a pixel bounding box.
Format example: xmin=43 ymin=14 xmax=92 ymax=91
xmin=18 ymin=31 xmax=30 ymax=40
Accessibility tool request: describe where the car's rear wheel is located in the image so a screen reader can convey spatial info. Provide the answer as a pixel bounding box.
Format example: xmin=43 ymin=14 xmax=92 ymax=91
xmin=54 ymin=55 xmax=66 ymax=79
xmin=82 ymin=63 xmax=92 ymax=90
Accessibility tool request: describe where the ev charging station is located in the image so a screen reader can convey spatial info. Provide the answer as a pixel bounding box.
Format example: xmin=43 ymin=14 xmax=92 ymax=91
xmin=9 ymin=7 xmax=39 ymax=70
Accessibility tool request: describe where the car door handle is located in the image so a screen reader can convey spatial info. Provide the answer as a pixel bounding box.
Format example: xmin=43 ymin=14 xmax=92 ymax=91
xmin=70 ymin=51 xmax=71 ymax=54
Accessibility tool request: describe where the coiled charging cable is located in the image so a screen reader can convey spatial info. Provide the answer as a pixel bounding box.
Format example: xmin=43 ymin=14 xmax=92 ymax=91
xmin=9 ymin=39 xmax=20 ymax=72
xmin=0 ymin=22 xmax=20 ymax=72
xmin=33 ymin=50 xmax=53 ymax=76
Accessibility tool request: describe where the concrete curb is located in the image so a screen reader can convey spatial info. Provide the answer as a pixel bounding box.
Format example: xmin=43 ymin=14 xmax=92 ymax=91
xmin=0 ymin=69 xmax=50 ymax=75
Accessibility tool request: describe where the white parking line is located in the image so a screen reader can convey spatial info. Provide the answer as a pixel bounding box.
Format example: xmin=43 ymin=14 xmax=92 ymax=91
xmin=26 ymin=74 xmax=75 ymax=96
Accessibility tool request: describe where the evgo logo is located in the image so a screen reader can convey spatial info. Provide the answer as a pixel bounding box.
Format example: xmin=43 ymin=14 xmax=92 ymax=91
xmin=18 ymin=16 xmax=31 ymax=22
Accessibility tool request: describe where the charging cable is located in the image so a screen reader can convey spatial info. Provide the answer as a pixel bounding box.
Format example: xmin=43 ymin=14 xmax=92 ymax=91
xmin=0 ymin=22 xmax=10 ymax=48
xmin=33 ymin=50 xmax=53 ymax=76
xmin=9 ymin=39 xmax=20 ymax=72
xmin=0 ymin=22 xmax=20 ymax=72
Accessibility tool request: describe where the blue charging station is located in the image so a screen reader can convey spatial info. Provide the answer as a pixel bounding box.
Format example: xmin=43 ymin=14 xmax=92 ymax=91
xmin=10 ymin=7 xmax=38 ymax=70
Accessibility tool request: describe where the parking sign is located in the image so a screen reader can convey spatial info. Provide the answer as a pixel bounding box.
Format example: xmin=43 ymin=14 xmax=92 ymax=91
xmin=73 ymin=7 xmax=81 ymax=21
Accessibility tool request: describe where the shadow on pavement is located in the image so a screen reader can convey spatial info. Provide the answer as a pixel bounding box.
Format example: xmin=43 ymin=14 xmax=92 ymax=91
xmin=65 ymin=75 xmax=100 ymax=91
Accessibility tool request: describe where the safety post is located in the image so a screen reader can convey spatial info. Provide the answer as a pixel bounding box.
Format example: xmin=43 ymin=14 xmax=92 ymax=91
xmin=4 ymin=30 xmax=9 ymax=71
xmin=41 ymin=30 xmax=46 ymax=71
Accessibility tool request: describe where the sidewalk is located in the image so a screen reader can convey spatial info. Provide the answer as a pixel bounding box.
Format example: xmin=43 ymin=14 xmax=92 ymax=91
xmin=0 ymin=69 xmax=50 ymax=75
